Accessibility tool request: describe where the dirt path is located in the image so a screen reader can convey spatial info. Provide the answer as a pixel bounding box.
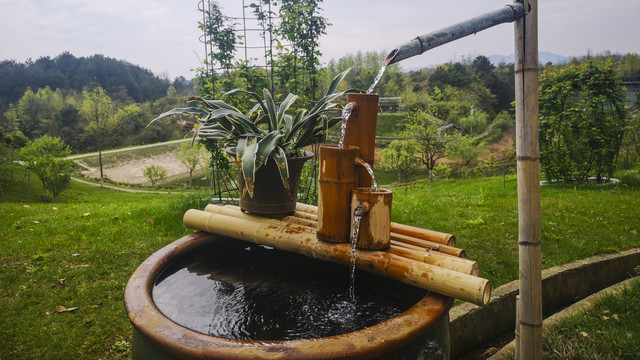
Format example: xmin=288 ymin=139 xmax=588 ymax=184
xmin=69 ymin=139 xmax=206 ymax=186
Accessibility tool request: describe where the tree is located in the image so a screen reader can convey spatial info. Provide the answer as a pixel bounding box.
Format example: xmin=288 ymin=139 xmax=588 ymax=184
xmin=175 ymin=142 xmax=205 ymax=187
xmin=459 ymin=110 xmax=488 ymax=136
xmin=405 ymin=109 xmax=460 ymax=178
xmin=539 ymin=59 xmax=627 ymax=182
xmin=622 ymin=112 xmax=640 ymax=161
xmin=142 ymin=165 xmax=167 ymax=188
xmin=19 ymin=135 xmax=77 ymax=201
xmin=447 ymin=133 xmax=481 ymax=167
xmin=379 ymin=139 xmax=421 ymax=194
xmin=79 ymin=87 xmax=115 ymax=187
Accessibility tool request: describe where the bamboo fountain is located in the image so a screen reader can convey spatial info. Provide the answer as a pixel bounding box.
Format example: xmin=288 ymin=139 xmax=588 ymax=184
xmin=124 ymin=2 xmax=539 ymax=358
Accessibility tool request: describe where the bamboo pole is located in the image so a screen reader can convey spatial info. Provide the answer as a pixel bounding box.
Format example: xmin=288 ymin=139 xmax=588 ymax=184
xmin=183 ymin=209 xmax=491 ymax=306
xmin=514 ymin=0 xmax=542 ymax=358
xmin=390 ymin=232 xmax=462 ymax=257
xmin=295 ymin=203 xmax=456 ymax=247
xmin=389 ymin=222 xmax=455 ymax=247
xmin=203 ymin=204 xmax=477 ymax=275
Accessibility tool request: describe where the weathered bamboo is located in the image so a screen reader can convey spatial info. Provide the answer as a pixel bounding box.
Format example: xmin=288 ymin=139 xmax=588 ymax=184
xmin=391 ymin=233 xmax=465 ymax=258
xmin=183 ymin=209 xmax=491 ymax=306
xmin=203 ymin=204 xmax=477 ymax=275
xmin=317 ymin=145 xmax=361 ymax=243
xmin=514 ymin=0 xmax=542 ymax=358
xmin=351 ymin=187 xmax=392 ymax=250
xmin=295 ymin=203 xmax=456 ymax=247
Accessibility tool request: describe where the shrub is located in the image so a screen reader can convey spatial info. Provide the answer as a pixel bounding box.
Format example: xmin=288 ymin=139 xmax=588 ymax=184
xmin=142 ymin=165 xmax=167 ymax=187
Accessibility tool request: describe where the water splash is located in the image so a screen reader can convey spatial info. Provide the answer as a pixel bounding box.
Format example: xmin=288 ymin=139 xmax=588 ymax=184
xmin=339 ymin=102 xmax=356 ymax=148
xmin=361 ymin=162 xmax=380 ymax=192
xmin=349 ymin=211 xmax=363 ymax=302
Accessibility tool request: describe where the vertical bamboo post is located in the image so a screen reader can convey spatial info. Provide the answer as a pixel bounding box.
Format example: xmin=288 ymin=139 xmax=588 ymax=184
xmin=514 ymin=0 xmax=542 ymax=359
xmin=343 ymin=93 xmax=378 ymax=187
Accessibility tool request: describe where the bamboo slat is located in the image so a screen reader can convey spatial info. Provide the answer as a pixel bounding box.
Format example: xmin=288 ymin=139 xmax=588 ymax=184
xmin=183 ymin=209 xmax=491 ymax=306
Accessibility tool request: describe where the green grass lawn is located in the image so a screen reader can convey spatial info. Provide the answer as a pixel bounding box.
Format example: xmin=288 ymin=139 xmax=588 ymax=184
xmin=542 ymin=278 xmax=640 ymax=360
xmin=1 ymin=168 xmax=639 ymax=359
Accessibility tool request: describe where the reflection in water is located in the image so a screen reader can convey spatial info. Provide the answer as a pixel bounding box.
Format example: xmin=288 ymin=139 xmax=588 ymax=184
xmin=153 ymin=239 xmax=427 ymax=341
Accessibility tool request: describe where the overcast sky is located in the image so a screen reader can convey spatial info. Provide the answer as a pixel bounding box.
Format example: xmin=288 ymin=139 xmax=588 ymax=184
xmin=1 ymin=0 xmax=638 ymax=79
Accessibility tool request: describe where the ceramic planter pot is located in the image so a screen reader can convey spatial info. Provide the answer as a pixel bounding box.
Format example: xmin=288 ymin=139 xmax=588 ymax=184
xmin=229 ymin=148 xmax=313 ymax=217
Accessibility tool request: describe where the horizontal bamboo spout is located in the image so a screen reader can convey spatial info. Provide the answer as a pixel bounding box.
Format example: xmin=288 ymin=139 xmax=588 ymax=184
xmin=386 ymin=3 xmax=525 ymax=66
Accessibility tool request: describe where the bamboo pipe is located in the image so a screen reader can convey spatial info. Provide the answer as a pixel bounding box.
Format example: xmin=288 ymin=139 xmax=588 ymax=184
xmin=183 ymin=209 xmax=491 ymax=306
xmin=204 ymin=205 xmax=477 ymax=275
xmin=391 ymin=233 xmax=465 ymax=258
xmin=295 ymin=203 xmax=455 ymax=247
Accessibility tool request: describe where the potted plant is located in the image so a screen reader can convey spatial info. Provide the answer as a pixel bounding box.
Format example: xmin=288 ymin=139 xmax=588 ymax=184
xmin=149 ymin=69 xmax=351 ymax=215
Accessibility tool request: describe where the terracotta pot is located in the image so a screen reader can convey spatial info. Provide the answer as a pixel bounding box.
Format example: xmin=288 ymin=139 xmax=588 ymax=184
xmin=229 ymin=148 xmax=313 ymax=217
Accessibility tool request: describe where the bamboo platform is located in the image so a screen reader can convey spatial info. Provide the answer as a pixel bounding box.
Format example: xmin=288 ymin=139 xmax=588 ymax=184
xmin=182 ymin=204 xmax=491 ymax=306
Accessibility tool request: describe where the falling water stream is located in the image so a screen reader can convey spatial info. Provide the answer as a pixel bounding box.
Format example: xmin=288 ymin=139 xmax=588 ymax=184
xmin=349 ymin=211 xmax=363 ymax=302
xmin=366 ymin=65 xmax=387 ymax=94
xmin=361 ymin=162 xmax=380 ymax=192
xmin=339 ymin=102 xmax=356 ymax=148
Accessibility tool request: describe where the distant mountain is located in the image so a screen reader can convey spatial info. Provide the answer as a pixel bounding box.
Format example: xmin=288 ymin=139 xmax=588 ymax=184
xmin=488 ymin=51 xmax=569 ymax=65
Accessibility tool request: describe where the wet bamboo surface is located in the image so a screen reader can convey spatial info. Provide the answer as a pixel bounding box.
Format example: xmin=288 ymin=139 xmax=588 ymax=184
xmin=193 ymin=205 xmax=490 ymax=305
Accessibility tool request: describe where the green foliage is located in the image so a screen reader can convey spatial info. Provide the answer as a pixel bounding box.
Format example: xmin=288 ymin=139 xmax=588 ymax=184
xmin=379 ymin=139 xmax=421 ymax=191
xmin=447 ymin=133 xmax=481 ymax=167
xmin=151 ymin=69 xmax=351 ymax=197
xmin=623 ymin=112 xmax=640 ymax=158
xmin=0 ymin=53 xmax=171 ymax=109
xmin=19 ymin=135 xmax=77 ymax=201
xmin=142 ymin=165 xmax=167 ymax=187
xmin=539 ymin=59 xmax=628 ymax=182
xmin=405 ymin=109 xmax=463 ymax=172
xmin=323 ymin=50 xmax=405 ymax=96
xmin=459 ymin=110 xmax=488 ymax=135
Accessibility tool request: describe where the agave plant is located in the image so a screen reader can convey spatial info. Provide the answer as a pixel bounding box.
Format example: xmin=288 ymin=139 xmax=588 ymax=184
xmin=149 ymin=68 xmax=351 ymax=197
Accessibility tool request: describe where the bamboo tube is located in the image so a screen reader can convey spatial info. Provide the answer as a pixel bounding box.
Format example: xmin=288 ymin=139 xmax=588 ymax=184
xmin=204 ymin=204 xmax=477 ymax=275
xmin=391 ymin=233 xmax=465 ymax=258
xmin=387 ymin=245 xmax=478 ymax=276
xmin=295 ymin=203 xmax=455 ymax=247
xmin=317 ymin=145 xmax=361 ymax=243
xmin=183 ymin=209 xmax=491 ymax=306
xmin=344 ymin=93 xmax=378 ymax=188
xmin=351 ymin=187 xmax=392 ymax=250
xmin=515 ymin=1 xmax=542 ymax=358
xmin=388 ymin=222 xmax=455 ymax=247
